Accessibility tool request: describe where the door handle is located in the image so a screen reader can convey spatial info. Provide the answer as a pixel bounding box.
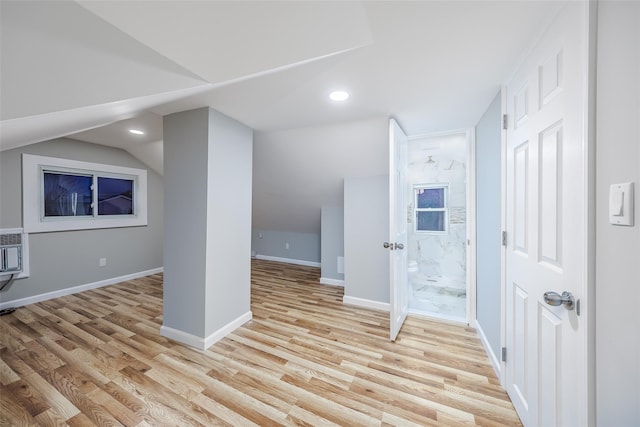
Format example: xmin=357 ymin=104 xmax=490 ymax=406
xmin=383 ymin=242 xmax=404 ymax=250
xmin=543 ymin=291 xmax=575 ymax=310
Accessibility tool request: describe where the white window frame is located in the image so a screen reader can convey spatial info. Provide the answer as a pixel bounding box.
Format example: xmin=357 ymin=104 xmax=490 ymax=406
xmin=414 ymin=183 xmax=449 ymax=234
xmin=23 ymin=154 xmax=147 ymax=233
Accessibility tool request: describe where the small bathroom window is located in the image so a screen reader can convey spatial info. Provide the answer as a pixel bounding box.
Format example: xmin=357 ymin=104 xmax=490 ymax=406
xmin=414 ymin=184 xmax=448 ymax=233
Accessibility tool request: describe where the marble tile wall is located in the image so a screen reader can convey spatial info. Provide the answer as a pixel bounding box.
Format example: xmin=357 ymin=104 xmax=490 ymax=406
xmin=407 ymin=133 xmax=467 ymax=281
xmin=406 ymin=133 xmax=468 ymax=320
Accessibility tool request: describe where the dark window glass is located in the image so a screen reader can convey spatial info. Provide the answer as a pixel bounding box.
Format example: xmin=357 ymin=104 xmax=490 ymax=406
xmin=43 ymin=172 xmax=93 ymax=217
xmin=98 ymin=177 xmax=133 ymax=215
xmin=416 ymin=211 xmax=445 ymax=232
xmin=417 ymin=188 xmax=445 ymax=209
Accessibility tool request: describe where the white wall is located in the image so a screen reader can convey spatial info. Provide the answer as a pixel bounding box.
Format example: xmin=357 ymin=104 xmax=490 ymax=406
xmin=595 ymin=2 xmax=640 ymax=425
xmin=0 ymin=1 xmax=207 ymax=150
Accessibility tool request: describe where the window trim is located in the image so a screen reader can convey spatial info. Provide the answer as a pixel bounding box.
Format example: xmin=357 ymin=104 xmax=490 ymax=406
xmin=414 ymin=183 xmax=449 ymax=234
xmin=23 ymin=154 xmax=147 ymax=233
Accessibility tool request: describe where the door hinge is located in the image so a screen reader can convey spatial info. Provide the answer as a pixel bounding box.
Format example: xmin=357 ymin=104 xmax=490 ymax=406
xmin=502 ymin=231 xmax=507 ymax=246
xmin=502 ymin=347 xmax=507 ymax=362
xmin=502 ymin=114 xmax=508 ymax=130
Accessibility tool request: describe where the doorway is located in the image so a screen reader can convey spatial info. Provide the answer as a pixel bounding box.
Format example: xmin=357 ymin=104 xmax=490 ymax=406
xmin=406 ymin=131 xmax=472 ymax=323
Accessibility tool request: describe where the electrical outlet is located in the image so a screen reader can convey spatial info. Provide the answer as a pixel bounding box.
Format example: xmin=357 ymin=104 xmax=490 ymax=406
xmin=285 ymin=242 xmax=289 ymax=250
xmin=99 ymin=258 xmax=107 ymax=267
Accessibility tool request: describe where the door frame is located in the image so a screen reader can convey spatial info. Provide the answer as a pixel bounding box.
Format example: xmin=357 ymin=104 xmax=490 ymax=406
xmin=498 ymin=2 xmax=597 ymax=424
xmin=406 ymin=128 xmax=476 ymax=326
xmin=466 ymin=127 xmax=477 ymax=328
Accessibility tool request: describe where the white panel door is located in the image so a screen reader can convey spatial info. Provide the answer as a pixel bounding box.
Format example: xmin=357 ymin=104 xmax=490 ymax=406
xmin=504 ymin=3 xmax=589 ymax=427
xmin=389 ymin=118 xmax=408 ymax=341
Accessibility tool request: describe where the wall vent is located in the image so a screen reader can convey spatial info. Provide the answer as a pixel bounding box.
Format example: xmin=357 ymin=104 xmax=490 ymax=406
xmin=0 ymin=229 xmax=29 ymax=279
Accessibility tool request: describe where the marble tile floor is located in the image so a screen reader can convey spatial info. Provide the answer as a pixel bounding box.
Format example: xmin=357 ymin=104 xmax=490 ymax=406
xmin=409 ymin=274 xmax=467 ymax=322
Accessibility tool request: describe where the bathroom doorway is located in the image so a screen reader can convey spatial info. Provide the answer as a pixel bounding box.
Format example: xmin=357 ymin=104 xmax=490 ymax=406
xmin=406 ymin=130 xmax=473 ymax=323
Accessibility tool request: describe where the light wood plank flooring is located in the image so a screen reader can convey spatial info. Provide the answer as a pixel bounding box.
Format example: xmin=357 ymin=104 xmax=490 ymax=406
xmin=1 ymin=259 xmax=521 ymax=426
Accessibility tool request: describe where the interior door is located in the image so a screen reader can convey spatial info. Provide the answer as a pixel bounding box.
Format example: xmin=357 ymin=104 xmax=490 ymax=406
xmin=389 ymin=118 xmax=408 ymax=341
xmin=504 ymin=3 xmax=589 ymax=426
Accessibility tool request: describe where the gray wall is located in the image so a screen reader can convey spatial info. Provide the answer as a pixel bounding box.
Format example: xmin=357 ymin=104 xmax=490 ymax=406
xmin=0 ymin=138 xmax=163 ymax=302
xmin=163 ymin=108 xmax=210 ymax=337
xmin=474 ymin=92 xmax=502 ymax=362
xmin=206 ymin=109 xmax=253 ymax=335
xmin=250 ymin=117 xmax=388 ymax=267
xmin=251 ymin=229 xmax=320 ymax=263
xmin=163 ymin=107 xmax=252 ymax=340
xmin=320 ymin=206 xmax=344 ymax=281
xmin=595 ymin=2 xmax=640 ymax=425
xmin=344 ymin=175 xmax=389 ymax=304
xmin=252 ymin=117 xmax=389 ymax=234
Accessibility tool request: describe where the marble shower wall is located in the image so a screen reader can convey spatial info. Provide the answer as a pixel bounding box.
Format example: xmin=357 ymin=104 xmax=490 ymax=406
xmin=407 ymin=133 xmax=467 ymax=280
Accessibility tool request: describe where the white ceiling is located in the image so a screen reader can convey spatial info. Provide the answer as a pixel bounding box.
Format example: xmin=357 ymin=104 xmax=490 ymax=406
xmin=0 ymin=0 xmax=563 ymax=233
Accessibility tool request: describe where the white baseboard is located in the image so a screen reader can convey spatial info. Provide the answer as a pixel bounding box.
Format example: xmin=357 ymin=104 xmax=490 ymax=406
xmin=255 ymin=254 xmax=320 ymax=268
xmin=0 ymin=267 xmax=164 ymax=310
xmin=476 ymin=320 xmax=502 ymax=380
xmin=161 ymin=311 xmax=252 ymax=351
xmin=319 ymin=277 xmax=344 ymax=287
xmin=159 ymin=325 xmax=204 ymax=350
xmin=343 ymin=295 xmax=390 ymax=312
xmin=204 ymin=311 xmax=252 ymax=349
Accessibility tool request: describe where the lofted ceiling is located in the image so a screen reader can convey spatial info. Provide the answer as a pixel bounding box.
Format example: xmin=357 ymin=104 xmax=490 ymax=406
xmin=0 ymin=0 xmax=564 ymax=233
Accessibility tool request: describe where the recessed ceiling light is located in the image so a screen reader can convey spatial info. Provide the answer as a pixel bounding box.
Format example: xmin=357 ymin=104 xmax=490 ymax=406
xmin=329 ymin=90 xmax=349 ymax=102
xmin=129 ymin=129 xmax=144 ymax=135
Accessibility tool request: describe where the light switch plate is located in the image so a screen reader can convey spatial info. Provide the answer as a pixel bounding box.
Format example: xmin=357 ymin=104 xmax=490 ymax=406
xmin=609 ymin=182 xmax=634 ymax=226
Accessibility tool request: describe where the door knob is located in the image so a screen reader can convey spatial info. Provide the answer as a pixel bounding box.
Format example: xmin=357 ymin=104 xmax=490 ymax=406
xmin=383 ymin=242 xmax=391 ymax=249
xmin=394 ymin=243 xmax=404 ymax=250
xmin=543 ymin=291 xmax=575 ymax=310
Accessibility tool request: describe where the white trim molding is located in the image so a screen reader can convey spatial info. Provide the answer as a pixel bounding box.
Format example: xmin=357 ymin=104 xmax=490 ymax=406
xmin=159 ymin=325 xmax=202 ymax=350
xmin=22 ymin=154 xmax=148 ymax=233
xmin=204 ymin=311 xmax=252 ymax=349
xmin=343 ymin=295 xmax=390 ymax=312
xmin=160 ymin=311 xmax=253 ymax=351
xmin=476 ymin=320 xmax=501 ymax=380
xmin=255 ymin=254 xmax=320 ymax=268
xmin=319 ymin=277 xmax=344 ymax=287
xmin=0 ymin=267 xmax=163 ymax=310
xmin=466 ymin=127 xmax=477 ymax=328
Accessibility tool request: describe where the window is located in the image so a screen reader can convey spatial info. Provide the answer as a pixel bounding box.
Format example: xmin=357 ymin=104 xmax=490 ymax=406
xmin=414 ymin=184 xmax=448 ymax=233
xmin=43 ymin=171 xmax=93 ymax=217
xmin=97 ymin=177 xmax=134 ymax=215
xmin=23 ymin=154 xmax=147 ymax=232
